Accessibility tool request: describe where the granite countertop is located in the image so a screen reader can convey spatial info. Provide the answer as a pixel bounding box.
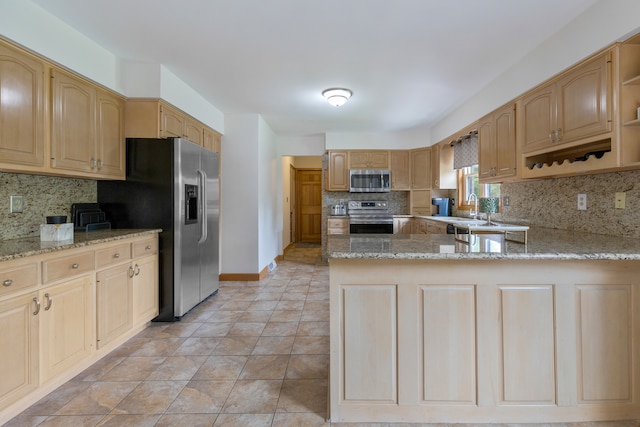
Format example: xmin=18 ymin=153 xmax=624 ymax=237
xmin=327 ymin=227 xmax=640 ymax=261
xmin=0 ymin=229 xmax=162 ymax=262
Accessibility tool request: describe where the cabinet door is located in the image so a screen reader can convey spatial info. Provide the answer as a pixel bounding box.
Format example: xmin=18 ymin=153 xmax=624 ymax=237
xmin=521 ymin=81 xmax=556 ymax=154
xmin=367 ymin=151 xmax=389 ymax=168
xmin=0 ymin=41 xmax=45 ymax=168
xmin=0 ymin=292 xmax=38 ymax=411
xmin=203 ymin=127 xmax=221 ymax=152
xmin=51 ymin=68 xmax=96 ymax=173
xmin=95 ymin=89 xmax=125 ymax=179
xmin=96 ymin=264 xmax=132 ymax=349
xmin=327 ymin=151 xmax=349 ymax=191
xmin=557 ymin=52 xmax=611 ymax=144
xmin=40 ymin=275 xmax=93 ymax=383
xmin=493 ymin=105 xmax=516 ymax=179
xmin=410 ymin=148 xmax=431 ymax=189
xmin=184 ymin=117 xmax=204 ymax=146
xmin=132 ymin=256 xmax=158 ymax=326
xmin=390 ymin=151 xmax=410 ymax=190
xmin=478 ymin=115 xmax=495 ymax=181
xmin=159 ymin=104 xmax=185 ymax=138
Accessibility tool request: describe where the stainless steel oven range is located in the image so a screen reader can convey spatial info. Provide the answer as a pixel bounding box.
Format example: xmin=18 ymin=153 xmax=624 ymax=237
xmin=348 ymin=200 xmax=393 ymax=234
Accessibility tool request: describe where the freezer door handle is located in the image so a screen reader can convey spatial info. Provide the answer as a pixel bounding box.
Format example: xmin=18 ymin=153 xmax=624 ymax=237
xmin=197 ymin=169 xmax=208 ymax=244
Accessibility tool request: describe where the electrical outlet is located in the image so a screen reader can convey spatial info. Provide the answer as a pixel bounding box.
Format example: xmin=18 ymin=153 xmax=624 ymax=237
xmin=577 ymin=193 xmax=587 ymax=210
xmin=503 ymin=196 xmax=510 ymax=207
xmin=615 ymin=192 xmax=626 ymax=209
xmin=10 ymin=195 xmax=24 ymax=213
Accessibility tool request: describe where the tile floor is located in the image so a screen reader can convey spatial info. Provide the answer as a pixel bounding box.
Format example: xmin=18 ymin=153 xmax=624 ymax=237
xmin=4 ymin=244 xmax=640 ymax=427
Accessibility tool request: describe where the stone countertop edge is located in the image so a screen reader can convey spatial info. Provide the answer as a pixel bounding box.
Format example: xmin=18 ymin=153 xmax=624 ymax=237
xmin=0 ymin=229 xmax=162 ymax=262
xmin=326 ymin=228 xmax=640 ymax=261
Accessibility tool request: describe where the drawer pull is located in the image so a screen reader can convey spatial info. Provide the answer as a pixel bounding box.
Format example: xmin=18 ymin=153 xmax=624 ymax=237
xmin=114 ymin=253 xmax=120 ymax=258
xmin=72 ymin=263 xmax=79 ymax=269
xmin=134 ymin=264 xmax=140 ymax=276
xmin=145 ymin=245 xmax=152 ymax=250
xmin=128 ymin=265 xmax=135 ymax=278
xmin=33 ymin=297 xmax=40 ymax=315
xmin=2 ymin=279 xmax=12 ymax=287
xmin=44 ymin=293 xmax=53 ymax=311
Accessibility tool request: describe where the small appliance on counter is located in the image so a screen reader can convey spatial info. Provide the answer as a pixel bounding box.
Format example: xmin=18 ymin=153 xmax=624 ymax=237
xmin=40 ymin=215 xmax=73 ymax=242
xmin=71 ymin=203 xmax=111 ymax=231
xmin=431 ymin=198 xmax=452 ymax=216
xmin=331 ymin=199 xmax=347 ymax=216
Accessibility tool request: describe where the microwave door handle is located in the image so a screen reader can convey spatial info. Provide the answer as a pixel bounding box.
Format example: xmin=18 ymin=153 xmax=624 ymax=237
xmin=197 ymin=169 xmax=208 ymax=244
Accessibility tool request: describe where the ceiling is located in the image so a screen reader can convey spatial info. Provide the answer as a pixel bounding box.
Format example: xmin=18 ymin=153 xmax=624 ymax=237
xmin=33 ymin=0 xmax=599 ymax=137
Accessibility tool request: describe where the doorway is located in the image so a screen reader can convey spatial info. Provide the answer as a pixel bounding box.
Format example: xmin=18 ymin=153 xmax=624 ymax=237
xmin=295 ymin=169 xmax=322 ymax=243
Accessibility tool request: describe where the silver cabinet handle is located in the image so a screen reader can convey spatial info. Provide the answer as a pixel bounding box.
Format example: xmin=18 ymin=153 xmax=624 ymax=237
xmin=145 ymin=245 xmax=152 ymax=250
xmin=128 ymin=265 xmax=135 ymax=278
xmin=555 ymin=128 xmax=562 ymax=142
xmin=72 ymin=263 xmax=79 ymax=269
xmin=44 ymin=293 xmax=52 ymax=311
xmin=2 ymin=279 xmax=12 ymax=287
xmin=114 ymin=253 xmax=120 ymax=258
xmin=548 ymin=131 xmax=554 ymax=143
xmin=90 ymin=158 xmax=97 ymax=169
xmin=97 ymin=159 xmax=103 ymax=170
xmin=33 ymin=297 xmax=40 ymax=315
xmin=134 ymin=264 xmax=140 ymax=276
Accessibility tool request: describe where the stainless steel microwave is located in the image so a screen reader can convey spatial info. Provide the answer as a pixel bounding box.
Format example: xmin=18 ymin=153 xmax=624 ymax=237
xmin=349 ymin=169 xmax=391 ymax=192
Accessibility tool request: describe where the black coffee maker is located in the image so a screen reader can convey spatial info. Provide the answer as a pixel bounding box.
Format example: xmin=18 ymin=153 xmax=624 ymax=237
xmin=431 ymin=198 xmax=451 ymax=216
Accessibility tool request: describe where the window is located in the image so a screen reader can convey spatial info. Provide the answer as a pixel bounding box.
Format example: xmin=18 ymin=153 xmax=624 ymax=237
xmin=457 ymin=165 xmax=501 ymax=210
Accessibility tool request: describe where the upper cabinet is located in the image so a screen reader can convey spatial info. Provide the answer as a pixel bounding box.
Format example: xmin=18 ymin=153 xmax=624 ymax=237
xmin=326 ymin=151 xmax=349 ymax=191
xmin=390 ymin=150 xmax=410 ymax=190
xmin=431 ymin=143 xmax=457 ymax=189
xmin=125 ymin=99 xmax=221 ymax=152
xmin=410 ymin=147 xmax=431 ymax=189
xmin=521 ymin=51 xmax=612 ymax=154
xmin=51 ymin=67 xmax=125 ymax=179
xmin=478 ymin=103 xmax=516 ymax=182
xmin=349 ymin=151 xmax=389 ymax=169
xmin=0 ymin=40 xmax=46 ymax=171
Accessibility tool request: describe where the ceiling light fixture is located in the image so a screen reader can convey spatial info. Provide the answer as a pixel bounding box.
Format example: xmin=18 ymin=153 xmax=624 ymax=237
xmin=322 ymin=88 xmax=352 ymax=107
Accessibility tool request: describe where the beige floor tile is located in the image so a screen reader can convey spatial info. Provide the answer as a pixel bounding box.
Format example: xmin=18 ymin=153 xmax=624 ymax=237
xmin=270 ymin=310 xmax=303 ymax=322
xmin=226 ymin=321 xmax=267 ymax=336
xmin=114 ymin=380 xmax=187 ymax=414
xmin=192 ymin=355 xmax=248 ymax=380
xmin=247 ymin=300 xmax=279 ymax=311
xmin=222 ymin=380 xmax=282 ymax=413
xmin=219 ymin=300 xmax=253 ymax=311
xmin=203 ymin=310 xmax=244 ymax=323
xmin=276 ymin=379 xmax=328 ymax=415
xmin=172 ymin=337 xmax=221 ymax=356
xmin=191 ymin=322 xmax=234 ymax=337
xmin=36 ymin=415 xmax=106 ymax=427
xmin=148 ymin=321 xmax=202 ymax=338
xmin=297 ymin=321 xmax=330 ymax=336
xmin=146 ymin=355 xmax=208 ymax=380
xmin=2 ymin=414 xmax=48 ymax=427
xmin=304 ymin=301 xmax=330 ymax=311
xmin=99 ymin=357 xmax=166 ymax=381
xmin=130 ymin=337 xmax=185 ymax=357
xmin=292 ymin=336 xmax=330 ymax=354
xmin=300 ymin=310 xmax=330 ymax=322
xmin=280 ymin=291 xmax=308 ymax=301
xmin=155 ymin=413 xmax=218 ymax=427
xmin=252 ymin=336 xmax=295 ymax=355
xmin=239 ymin=355 xmax=290 ymax=380
xmin=212 ymin=336 xmax=259 ymax=355
xmin=254 ymin=291 xmax=285 ymax=301
xmin=236 ymin=310 xmax=273 ymax=322
xmin=212 ymin=413 xmax=273 ymax=426
xmin=23 ymin=381 xmax=93 ymax=415
xmin=276 ymin=300 xmax=306 ymax=311
xmin=166 ymin=380 xmax=235 ymax=414
xmin=95 ymin=414 xmax=160 ymax=426
xmin=272 ymin=411 xmax=330 ymax=426
xmin=56 ymin=381 xmax=140 ymax=415
xmin=262 ymin=321 xmax=299 ymax=336
xmin=285 ymin=354 xmax=329 ymax=379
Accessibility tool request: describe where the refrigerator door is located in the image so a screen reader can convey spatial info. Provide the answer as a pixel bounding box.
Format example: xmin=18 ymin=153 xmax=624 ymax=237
xmin=174 ymin=139 xmax=203 ymax=317
xmin=199 ymin=150 xmax=220 ymax=299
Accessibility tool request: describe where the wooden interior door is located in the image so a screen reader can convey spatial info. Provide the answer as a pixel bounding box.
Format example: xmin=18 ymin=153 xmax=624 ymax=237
xmin=296 ymin=169 xmax=322 ymax=243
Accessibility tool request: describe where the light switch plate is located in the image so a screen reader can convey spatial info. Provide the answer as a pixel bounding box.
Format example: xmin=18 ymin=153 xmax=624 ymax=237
xmin=10 ymin=195 xmax=24 ymax=213
xmin=615 ymin=192 xmax=626 ymax=209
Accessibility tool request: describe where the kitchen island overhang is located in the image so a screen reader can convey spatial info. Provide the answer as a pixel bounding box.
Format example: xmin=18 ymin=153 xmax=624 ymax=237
xmin=327 ymin=232 xmax=640 ymax=424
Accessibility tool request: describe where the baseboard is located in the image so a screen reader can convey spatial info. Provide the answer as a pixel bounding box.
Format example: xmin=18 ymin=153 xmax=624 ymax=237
xmin=219 ymin=258 xmax=277 ymax=282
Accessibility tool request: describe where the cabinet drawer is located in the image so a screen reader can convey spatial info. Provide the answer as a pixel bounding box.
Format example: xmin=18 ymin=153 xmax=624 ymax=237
xmin=96 ymin=243 xmax=131 ymax=269
xmin=0 ymin=262 xmax=38 ymax=296
xmin=132 ymin=237 xmax=158 ymax=258
xmin=42 ymin=252 xmax=94 ymax=284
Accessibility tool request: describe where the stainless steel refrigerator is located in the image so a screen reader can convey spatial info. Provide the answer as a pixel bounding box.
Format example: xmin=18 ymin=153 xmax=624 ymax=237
xmin=98 ymin=138 xmax=219 ymax=321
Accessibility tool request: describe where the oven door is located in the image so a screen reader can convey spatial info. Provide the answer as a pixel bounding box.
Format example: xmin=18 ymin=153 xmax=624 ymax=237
xmin=349 ymin=221 xmax=394 ymax=234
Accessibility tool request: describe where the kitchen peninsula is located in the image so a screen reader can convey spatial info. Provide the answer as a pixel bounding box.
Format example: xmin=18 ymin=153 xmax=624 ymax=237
xmin=327 ymin=230 xmax=640 ymax=424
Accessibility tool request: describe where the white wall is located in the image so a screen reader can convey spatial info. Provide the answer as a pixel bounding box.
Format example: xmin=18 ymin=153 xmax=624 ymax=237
xmin=258 ymin=116 xmax=281 ymax=271
xmin=220 ymin=114 xmax=260 ymax=274
xmin=326 ymin=126 xmax=430 ymax=150
xmin=432 ymin=0 xmax=640 ymax=142
xmin=281 ymin=156 xmax=294 ymax=250
xmin=277 ymin=135 xmax=326 ymax=156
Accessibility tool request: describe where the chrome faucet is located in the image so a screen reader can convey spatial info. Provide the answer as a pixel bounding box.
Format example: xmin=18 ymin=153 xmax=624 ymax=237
xmin=467 ymin=193 xmax=478 ymax=219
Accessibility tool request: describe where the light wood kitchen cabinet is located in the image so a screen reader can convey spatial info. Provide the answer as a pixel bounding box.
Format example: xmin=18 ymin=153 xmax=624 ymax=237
xmin=410 ymin=189 xmax=431 ymax=216
xmin=203 ymin=127 xmax=222 ymax=153
xmin=39 ymin=275 xmax=94 ymax=383
xmin=132 ymin=238 xmax=159 ymax=325
xmin=521 ymin=51 xmax=611 ymax=154
xmin=51 ymin=67 xmax=125 ymax=179
xmin=326 ymin=151 xmax=349 ymax=191
xmin=327 ymin=217 xmax=349 ymax=235
xmin=478 ymin=103 xmax=516 ymax=182
xmin=393 ymin=217 xmax=412 ymax=234
xmin=160 ymin=103 xmax=204 ymax=145
xmin=390 ymin=150 xmax=410 ymax=190
xmin=424 ymin=219 xmax=447 ymax=234
xmin=410 ymin=148 xmax=431 ymax=189
xmin=0 ymin=291 xmax=39 ymax=411
xmin=96 ymin=263 xmax=133 ymax=349
xmin=349 ymin=150 xmax=389 ymax=169
xmin=430 ymin=143 xmax=457 ymax=190
xmin=0 ymin=39 xmax=46 ymax=172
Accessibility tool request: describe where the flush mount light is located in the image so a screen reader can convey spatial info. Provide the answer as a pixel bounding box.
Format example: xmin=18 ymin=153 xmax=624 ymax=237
xmin=322 ymin=88 xmax=352 ymax=107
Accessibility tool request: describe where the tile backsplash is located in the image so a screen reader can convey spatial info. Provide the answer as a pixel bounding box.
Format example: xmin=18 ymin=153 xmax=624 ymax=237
xmin=0 ymin=172 xmax=96 ymax=240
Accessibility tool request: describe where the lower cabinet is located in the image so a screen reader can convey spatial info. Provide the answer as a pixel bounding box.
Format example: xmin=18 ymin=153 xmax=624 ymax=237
xmin=132 ymin=255 xmax=159 ymax=325
xmin=393 ymin=218 xmax=412 ymax=234
xmin=0 ymin=292 xmax=39 ymax=410
xmin=39 ymin=275 xmax=94 ymax=383
xmin=96 ymin=264 xmax=133 ymax=349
